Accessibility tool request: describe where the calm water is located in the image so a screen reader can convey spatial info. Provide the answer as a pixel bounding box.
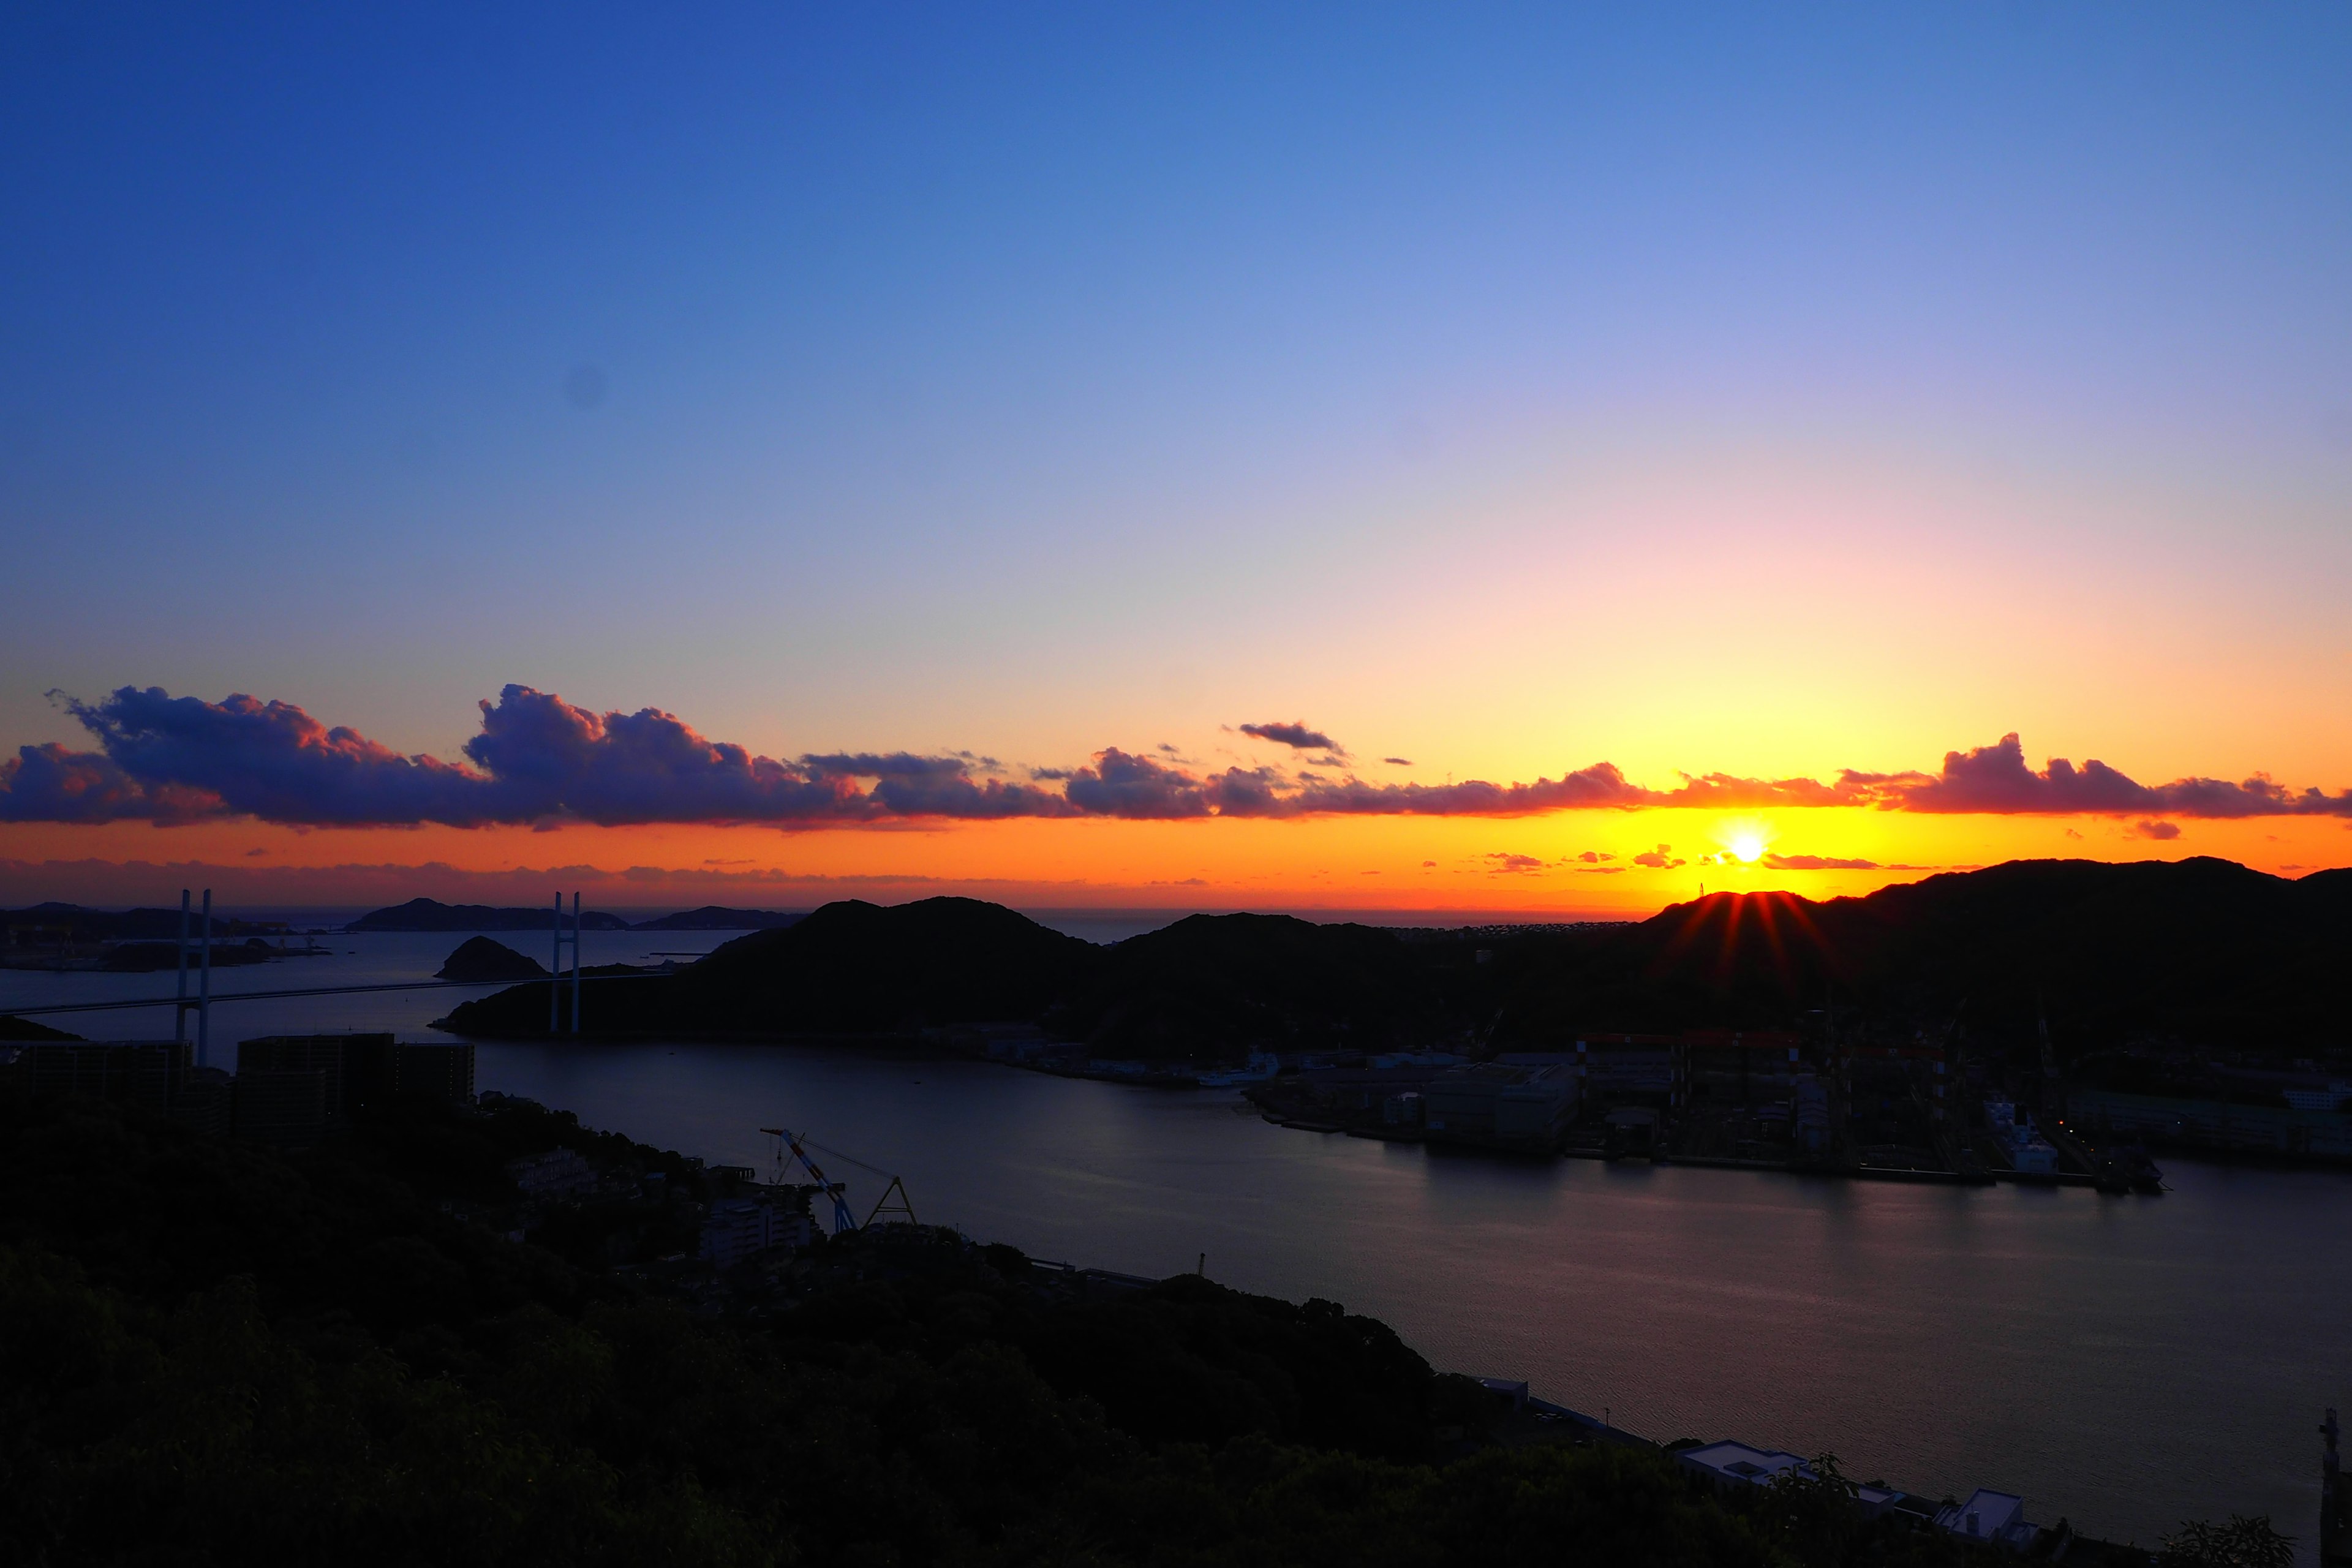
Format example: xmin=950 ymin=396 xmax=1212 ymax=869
xmin=0 ymin=927 xmax=744 ymax=1047
xmin=8 ymin=932 xmax=2349 ymax=1556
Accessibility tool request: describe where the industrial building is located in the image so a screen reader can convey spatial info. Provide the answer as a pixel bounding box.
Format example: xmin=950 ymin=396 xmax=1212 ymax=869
xmin=1422 ymin=1061 xmax=1579 ymax=1144
xmin=2068 ymin=1087 xmax=2352 ymax=1163
xmin=1983 ymin=1098 xmax=2059 ymax=1174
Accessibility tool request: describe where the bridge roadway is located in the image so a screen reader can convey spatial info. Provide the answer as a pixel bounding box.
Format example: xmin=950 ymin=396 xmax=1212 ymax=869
xmin=0 ymin=971 xmax=657 ymax=1018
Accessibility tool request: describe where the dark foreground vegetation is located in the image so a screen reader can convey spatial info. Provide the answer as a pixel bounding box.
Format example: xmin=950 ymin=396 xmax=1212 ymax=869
xmin=0 ymin=1089 xmax=2031 ymax=1568
xmin=443 ymin=858 xmax=2352 ymax=1060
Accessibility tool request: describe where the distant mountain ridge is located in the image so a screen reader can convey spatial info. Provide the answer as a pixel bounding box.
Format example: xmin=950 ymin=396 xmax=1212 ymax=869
xmin=436 ymin=859 xmax=2352 ymax=1058
xmin=0 ymin=903 xmax=281 ymax=940
xmin=349 ymin=899 xmax=633 ymax=932
xmin=630 ymin=905 xmax=807 ymax=932
xmin=348 ymin=898 xmax=805 ymax=932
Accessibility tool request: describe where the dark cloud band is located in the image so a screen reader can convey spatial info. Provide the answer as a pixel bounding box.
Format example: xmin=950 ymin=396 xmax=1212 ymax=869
xmin=2 ymin=692 xmax=2346 ymax=829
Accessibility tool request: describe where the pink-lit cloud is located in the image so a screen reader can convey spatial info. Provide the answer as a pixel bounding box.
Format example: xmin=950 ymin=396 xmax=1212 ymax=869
xmin=5 ymin=688 xmax=2349 ymax=830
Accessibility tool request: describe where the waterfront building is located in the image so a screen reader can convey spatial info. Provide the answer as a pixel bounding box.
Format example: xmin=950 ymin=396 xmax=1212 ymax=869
xmin=1195 ymin=1052 xmax=1281 ymax=1087
xmin=1793 ymin=1078 xmax=1830 ymax=1155
xmin=938 ymin=1022 xmax=1056 ymax=1063
xmin=2068 ymin=1087 xmax=2352 ymax=1162
xmin=1984 ymin=1098 xmax=2060 ymax=1174
xmin=1503 ymin=1038 xmax=1680 ymax=1100
xmin=1935 ymin=1489 xmax=2037 ymax=1550
xmin=1423 ymin=1062 xmax=1578 ymax=1142
xmin=1673 ymin=1442 xmax=1917 ymax=1521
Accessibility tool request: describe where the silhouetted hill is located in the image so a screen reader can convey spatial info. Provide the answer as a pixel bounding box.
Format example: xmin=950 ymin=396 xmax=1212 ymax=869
xmin=436 ymin=935 xmax=549 ymax=982
xmin=629 ymin=905 xmax=806 ymax=931
xmin=678 ymin=897 xmax=1098 ymax=1031
xmin=443 ymin=895 xmax=1099 ymax=1036
xmin=0 ymin=1090 xmax=1820 ymax=1567
xmin=1489 ymin=858 xmax=2352 ymax=1052
xmin=0 ymin=1016 xmax=80 ymax=1041
xmin=350 ymin=897 xmax=631 ymax=932
xmin=436 ymin=859 xmax=2352 ymax=1055
xmin=1046 ymin=913 xmax=1467 ymax=1058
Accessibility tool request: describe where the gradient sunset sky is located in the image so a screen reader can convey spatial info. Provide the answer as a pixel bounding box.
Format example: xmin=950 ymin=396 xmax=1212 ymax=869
xmin=4 ymin=4 xmax=2349 ymax=914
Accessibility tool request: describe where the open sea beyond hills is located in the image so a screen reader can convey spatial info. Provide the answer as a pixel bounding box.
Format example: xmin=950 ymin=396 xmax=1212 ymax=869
xmin=7 ymin=925 xmax=2349 ymax=1559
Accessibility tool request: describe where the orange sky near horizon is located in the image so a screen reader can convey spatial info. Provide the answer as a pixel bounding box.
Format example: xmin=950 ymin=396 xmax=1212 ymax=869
xmin=4 ymin=803 xmax=2343 ymax=915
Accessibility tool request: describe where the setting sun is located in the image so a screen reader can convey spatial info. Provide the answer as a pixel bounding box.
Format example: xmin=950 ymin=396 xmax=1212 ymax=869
xmin=1728 ymin=831 xmax=1766 ymax=864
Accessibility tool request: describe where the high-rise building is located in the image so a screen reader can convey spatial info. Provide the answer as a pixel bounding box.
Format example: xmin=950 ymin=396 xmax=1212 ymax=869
xmin=237 ymin=1033 xmax=408 ymax=1120
xmin=15 ymin=1041 xmax=190 ymax=1107
xmin=168 ymin=1066 xmax=233 ymax=1139
xmin=699 ymin=1186 xmax=816 ymax=1268
xmin=232 ymin=1069 xmax=329 ymax=1145
xmin=393 ymin=1042 xmax=475 ymax=1104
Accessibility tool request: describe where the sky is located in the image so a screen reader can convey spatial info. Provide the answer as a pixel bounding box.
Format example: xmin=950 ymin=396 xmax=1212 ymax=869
xmin=3 ymin=3 xmax=2350 ymax=914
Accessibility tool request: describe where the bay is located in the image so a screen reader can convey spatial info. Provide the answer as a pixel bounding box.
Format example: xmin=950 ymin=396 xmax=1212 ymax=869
xmin=7 ymin=925 xmax=2348 ymax=1558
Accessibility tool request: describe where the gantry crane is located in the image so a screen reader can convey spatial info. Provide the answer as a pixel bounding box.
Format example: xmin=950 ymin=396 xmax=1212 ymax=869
xmin=759 ymin=1126 xmax=918 ymax=1234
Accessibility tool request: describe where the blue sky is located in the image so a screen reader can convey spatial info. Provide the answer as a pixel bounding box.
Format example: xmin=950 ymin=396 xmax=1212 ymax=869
xmin=4 ymin=3 xmax=2348 ymax=796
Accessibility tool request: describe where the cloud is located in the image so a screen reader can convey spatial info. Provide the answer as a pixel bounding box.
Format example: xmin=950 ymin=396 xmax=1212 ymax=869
xmin=1382 ymin=757 xmax=1412 ymax=767
xmin=1574 ymin=851 xmax=1615 ymax=864
xmin=1859 ymin=733 xmax=2346 ymax=819
xmin=0 ymin=740 xmax=225 ymax=824
xmin=1483 ymin=852 xmax=1547 ymax=874
xmin=1062 ymin=748 xmax=1216 ymax=818
xmin=1239 ymin=720 xmax=1341 ymax=753
xmin=2131 ymin=819 xmax=2183 ymax=841
xmin=1632 ymin=845 xmax=1685 ymax=869
xmin=6 ymin=693 xmax=2348 ymax=834
xmin=1762 ymin=853 xmax=1881 ymax=871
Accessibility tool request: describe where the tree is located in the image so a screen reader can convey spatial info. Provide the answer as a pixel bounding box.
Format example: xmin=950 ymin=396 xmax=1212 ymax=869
xmin=2159 ymin=1515 xmax=2296 ymax=1568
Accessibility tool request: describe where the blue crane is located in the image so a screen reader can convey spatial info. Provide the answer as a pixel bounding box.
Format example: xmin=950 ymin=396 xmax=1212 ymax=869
xmin=759 ymin=1127 xmax=918 ymax=1233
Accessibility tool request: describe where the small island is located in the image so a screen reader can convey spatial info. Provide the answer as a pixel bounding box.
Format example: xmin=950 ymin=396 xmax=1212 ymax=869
xmin=435 ymin=935 xmax=550 ymax=982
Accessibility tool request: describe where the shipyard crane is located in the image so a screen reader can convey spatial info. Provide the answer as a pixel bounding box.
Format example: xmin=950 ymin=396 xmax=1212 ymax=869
xmin=758 ymin=1127 xmax=918 ymax=1234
